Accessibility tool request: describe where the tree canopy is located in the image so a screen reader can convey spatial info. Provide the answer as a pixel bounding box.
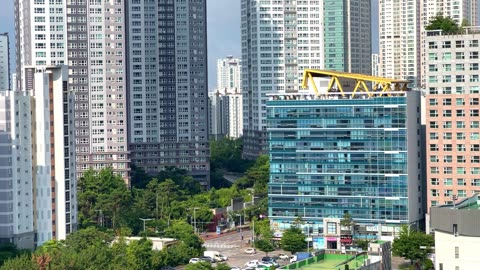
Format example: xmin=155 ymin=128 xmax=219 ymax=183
xmin=280 ymin=227 xmax=307 ymax=254
xmin=425 ymin=15 xmax=461 ymax=34
xmin=392 ymin=225 xmax=434 ymax=264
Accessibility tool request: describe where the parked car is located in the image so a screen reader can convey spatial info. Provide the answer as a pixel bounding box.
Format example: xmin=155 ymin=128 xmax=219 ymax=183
xmin=230 ymin=266 xmax=242 ymax=270
xmin=277 ymin=253 xmax=289 ymax=260
xmin=244 ymin=248 xmax=257 ymax=254
xmin=189 ymin=258 xmax=201 ymax=264
xmin=199 ymin=256 xmax=215 ymax=263
xmin=244 ymin=260 xmax=260 ymax=268
xmin=258 ymin=262 xmax=273 ymax=267
xmin=260 ymin=257 xmax=279 ymax=267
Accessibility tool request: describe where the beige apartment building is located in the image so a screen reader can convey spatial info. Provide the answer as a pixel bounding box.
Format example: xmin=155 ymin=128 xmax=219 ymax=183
xmin=425 ymin=28 xmax=480 ymax=217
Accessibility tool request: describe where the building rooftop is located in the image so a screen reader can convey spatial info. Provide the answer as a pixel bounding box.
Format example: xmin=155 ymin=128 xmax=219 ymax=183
xmin=437 ymin=194 xmax=480 ymax=210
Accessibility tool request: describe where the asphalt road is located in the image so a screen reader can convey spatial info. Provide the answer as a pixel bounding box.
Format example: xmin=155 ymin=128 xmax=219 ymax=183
xmin=203 ymin=230 xmax=290 ymax=269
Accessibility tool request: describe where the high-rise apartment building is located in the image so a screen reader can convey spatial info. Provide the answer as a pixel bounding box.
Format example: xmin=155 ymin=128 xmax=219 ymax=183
xmin=28 ymin=66 xmax=76 ymax=245
xmin=372 ymin=54 xmax=380 ymax=77
xmin=425 ymin=29 xmax=480 ymax=215
xmin=208 ymin=89 xmax=243 ymax=139
xmin=267 ymin=87 xmax=424 ymax=243
xmin=0 ymin=33 xmax=10 ymax=90
xmin=0 ymin=66 xmax=76 ymax=248
xmin=15 ymin=0 xmax=130 ymax=183
xmin=0 ymin=90 xmax=35 ymax=249
xmin=241 ymin=0 xmax=371 ymax=159
xmin=379 ymin=0 xmax=477 ymax=88
xmin=126 ymin=0 xmax=209 ymax=185
xmin=217 ymin=56 xmax=241 ymax=90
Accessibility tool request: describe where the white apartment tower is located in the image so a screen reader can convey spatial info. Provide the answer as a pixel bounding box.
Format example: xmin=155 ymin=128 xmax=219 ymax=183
xmin=15 ymin=0 xmax=130 ymax=183
xmin=0 ymin=90 xmax=35 ymax=249
xmin=241 ymin=0 xmax=371 ymax=159
xmin=28 ymin=66 xmax=76 ymax=245
xmin=217 ymin=56 xmax=241 ymax=90
xmin=208 ymin=89 xmax=243 ymax=140
xmin=379 ymin=0 xmax=478 ymax=88
xmin=126 ymin=0 xmax=210 ymax=185
xmin=0 ymin=33 xmax=10 ymax=91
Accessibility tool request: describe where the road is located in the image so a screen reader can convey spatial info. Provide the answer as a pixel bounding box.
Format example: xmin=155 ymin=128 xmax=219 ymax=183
xmin=202 ymin=230 xmax=290 ymax=268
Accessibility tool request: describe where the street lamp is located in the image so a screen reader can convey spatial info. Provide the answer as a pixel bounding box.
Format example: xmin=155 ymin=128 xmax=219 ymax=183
xmin=139 ymin=218 xmax=153 ymax=233
xmin=188 ymin=207 xmax=200 ymax=234
xmin=236 ymin=214 xmax=244 ymax=247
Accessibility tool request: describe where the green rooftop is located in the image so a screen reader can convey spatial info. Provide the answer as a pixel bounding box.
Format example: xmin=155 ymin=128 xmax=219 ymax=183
xmin=283 ymin=253 xmax=368 ymax=270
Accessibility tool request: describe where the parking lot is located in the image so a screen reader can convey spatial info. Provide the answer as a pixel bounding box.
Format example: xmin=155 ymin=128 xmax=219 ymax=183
xmin=202 ymin=230 xmax=290 ymax=269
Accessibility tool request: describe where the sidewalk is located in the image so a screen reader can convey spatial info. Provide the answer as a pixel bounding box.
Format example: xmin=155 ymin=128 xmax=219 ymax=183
xmin=200 ymin=228 xmax=251 ymax=241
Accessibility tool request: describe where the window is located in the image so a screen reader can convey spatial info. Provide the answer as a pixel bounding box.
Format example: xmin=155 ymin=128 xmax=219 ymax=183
xmin=443 ymin=98 xmax=451 ymax=105
xmin=444 ymin=167 xmax=453 ymax=174
xmin=471 ymin=121 xmax=480 ymax=128
xmin=430 ymin=121 xmax=438 ymax=128
xmin=444 ymin=156 xmax=452 ymax=163
xmin=457 ymin=179 xmax=466 ymax=186
xmin=455 ymin=246 xmax=459 ymax=259
xmin=443 ymin=110 xmax=452 ymax=117
xmin=471 ymin=156 xmax=480 ymax=163
xmin=430 ymin=144 xmax=439 ymax=151
xmin=457 ymin=156 xmax=466 ymax=163
xmin=456 ymin=63 xmax=464 ymax=70
xmin=470 ymin=98 xmax=479 ymax=105
xmin=470 ymin=63 xmax=479 ymax=70
xmin=472 ymin=179 xmax=480 ymax=186
xmin=430 ymin=155 xmax=439 ymax=162
xmin=456 ymin=167 xmax=466 ymax=175
xmin=457 ymin=144 xmax=466 ymax=151
xmin=456 ymin=52 xmax=465 ymax=60
xmin=471 ymin=51 xmax=479 ymax=59
xmin=444 ymin=189 xmax=453 ymax=196
xmin=326 ymin=222 xmax=336 ymax=235
xmin=430 ymin=133 xmax=438 ymax=140
xmin=443 ymin=121 xmax=452 ymax=129
xmin=430 ymin=178 xmax=439 ymax=185
xmin=472 ymin=133 xmax=480 ymax=140
xmin=444 ymin=133 xmax=452 ymax=140
xmin=471 ymin=144 xmax=480 ymax=151
xmin=456 ymin=133 xmax=465 ymax=140
xmin=431 ymin=189 xmax=439 ymax=197
xmin=429 ymin=110 xmax=438 ymax=117
xmin=456 ymin=98 xmax=465 ymax=105
xmin=456 ymin=110 xmax=465 ymax=117
xmin=429 ymin=98 xmax=438 ymax=106
xmin=444 ymin=178 xmax=453 ymax=185
xmin=458 ymin=190 xmax=467 ymax=197
xmin=471 ymin=110 xmax=480 ymax=117
xmin=442 ymin=52 xmax=452 ymax=60
xmin=431 ymin=167 xmax=439 ymax=174
xmin=443 ymin=144 xmax=452 ymax=151
xmin=456 ymin=121 xmax=465 ymax=128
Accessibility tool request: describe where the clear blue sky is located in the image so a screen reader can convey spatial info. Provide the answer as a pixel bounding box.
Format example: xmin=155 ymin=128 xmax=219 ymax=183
xmin=0 ymin=0 xmax=378 ymax=91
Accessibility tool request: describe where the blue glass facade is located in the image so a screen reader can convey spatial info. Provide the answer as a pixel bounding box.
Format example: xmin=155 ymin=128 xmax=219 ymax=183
xmin=267 ymin=92 xmax=423 ymax=235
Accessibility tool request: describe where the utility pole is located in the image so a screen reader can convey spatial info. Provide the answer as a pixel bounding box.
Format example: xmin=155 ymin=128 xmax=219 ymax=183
xmin=189 ymin=207 xmax=200 ymax=234
xmin=139 ymin=218 xmax=153 ymax=233
xmin=252 ymin=219 xmax=255 ymax=246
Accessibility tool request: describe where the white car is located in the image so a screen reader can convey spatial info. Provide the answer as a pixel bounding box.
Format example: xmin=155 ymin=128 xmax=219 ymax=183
xmin=244 ymin=248 xmax=257 ymax=254
xmin=244 ymin=260 xmax=260 ymax=268
xmin=189 ymin=258 xmax=201 ymax=264
xmin=231 ymin=267 xmax=241 ymax=270
xmin=289 ymin=255 xmax=297 ymax=263
xmin=258 ymin=262 xmax=273 ymax=267
xmin=278 ymin=254 xmax=289 ymax=260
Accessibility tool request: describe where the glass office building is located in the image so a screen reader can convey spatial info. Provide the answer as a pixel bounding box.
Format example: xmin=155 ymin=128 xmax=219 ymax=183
xmin=267 ymin=91 xmax=424 ymax=240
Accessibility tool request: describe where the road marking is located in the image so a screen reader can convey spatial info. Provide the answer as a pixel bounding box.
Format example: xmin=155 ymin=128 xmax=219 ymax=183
xmin=203 ymin=243 xmax=239 ymax=249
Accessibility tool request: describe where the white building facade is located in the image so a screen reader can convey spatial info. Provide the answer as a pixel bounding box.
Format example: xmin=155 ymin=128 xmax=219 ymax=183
xmin=217 ymin=56 xmax=241 ymax=90
xmin=241 ymin=0 xmax=371 ymax=159
xmin=0 ymin=90 xmax=35 ymax=249
xmin=0 ymin=33 xmax=10 ymax=91
xmin=379 ymin=0 xmax=478 ymax=88
xmin=28 ymin=66 xmax=76 ymax=245
xmin=15 ymin=0 xmax=130 ymax=183
xmin=208 ymin=89 xmax=243 ymax=140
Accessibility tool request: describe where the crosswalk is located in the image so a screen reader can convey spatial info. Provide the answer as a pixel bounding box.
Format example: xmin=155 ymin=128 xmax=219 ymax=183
xmin=203 ymin=243 xmax=239 ymax=249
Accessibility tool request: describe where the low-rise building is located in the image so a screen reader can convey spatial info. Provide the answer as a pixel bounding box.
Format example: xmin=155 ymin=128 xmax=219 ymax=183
xmin=430 ymin=194 xmax=480 ymax=270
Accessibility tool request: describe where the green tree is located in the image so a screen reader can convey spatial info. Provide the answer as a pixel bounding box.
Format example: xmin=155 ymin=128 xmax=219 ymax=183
xmin=425 ymin=15 xmax=461 ymax=34
xmin=216 ymin=263 xmax=232 ymax=270
xmin=0 ymin=243 xmax=30 ymax=266
xmin=164 ymin=220 xmax=204 ymax=256
xmin=77 ymin=168 xmax=133 ymax=229
xmin=255 ymin=239 xmax=274 ymax=256
xmin=392 ymin=225 xmax=434 ymax=264
xmin=185 ymin=261 xmax=214 ymax=270
xmin=126 ymin=238 xmax=153 ymax=270
xmin=340 ymin=212 xmax=355 ymax=239
xmin=280 ymin=227 xmax=307 ymax=254
xmin=235 ymin=155 xmax=269 ymax=193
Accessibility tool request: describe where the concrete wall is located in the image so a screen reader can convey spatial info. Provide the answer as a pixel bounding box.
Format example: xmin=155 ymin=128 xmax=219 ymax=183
xmin=435 ymin=230 xmax=480 ymax=270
